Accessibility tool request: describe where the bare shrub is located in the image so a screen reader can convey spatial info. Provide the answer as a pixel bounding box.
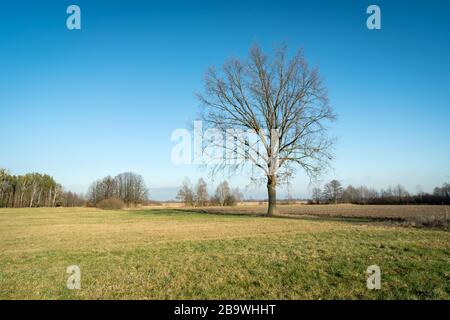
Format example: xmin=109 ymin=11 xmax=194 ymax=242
xmin=97 ymin=198 xmax=125 ymax=210
xmin=411 ymin=214 xmax=449 ymax=228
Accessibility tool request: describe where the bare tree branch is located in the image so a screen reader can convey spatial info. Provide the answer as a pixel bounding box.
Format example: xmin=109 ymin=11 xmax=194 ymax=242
xmin=197 ymin=44 xmax=336 ymax=215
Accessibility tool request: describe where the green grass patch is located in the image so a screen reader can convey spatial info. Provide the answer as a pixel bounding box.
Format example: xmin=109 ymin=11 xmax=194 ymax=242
xmin=0 ymin=207 xmax=448 ymax=299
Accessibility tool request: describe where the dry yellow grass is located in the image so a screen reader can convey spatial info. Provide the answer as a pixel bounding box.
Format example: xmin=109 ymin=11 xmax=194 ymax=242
xmin=0 ymin=207 xmax=448 ymax=299
xmin=0 ymin=207 xmax=354 ymax=255
xmin=187 ymin=204 xmax=449 ymax=226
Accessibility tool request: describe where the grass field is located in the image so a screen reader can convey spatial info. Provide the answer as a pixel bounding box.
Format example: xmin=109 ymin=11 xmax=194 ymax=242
xmin=188 ymin=204 xmax=450 ymax=227
xmin=0 ymin=207 xmax=449 ymax=299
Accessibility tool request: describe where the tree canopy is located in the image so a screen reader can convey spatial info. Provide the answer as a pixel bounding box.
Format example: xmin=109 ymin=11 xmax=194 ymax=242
xmin=198 ymin=45 xmax=335 ymax=215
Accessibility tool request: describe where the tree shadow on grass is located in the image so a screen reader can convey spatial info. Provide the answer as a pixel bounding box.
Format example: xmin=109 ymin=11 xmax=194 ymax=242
xmin=133 ymin=207 xmax=389 ymax=226
xmin=127 ymin=208 xmax=449 ymax=230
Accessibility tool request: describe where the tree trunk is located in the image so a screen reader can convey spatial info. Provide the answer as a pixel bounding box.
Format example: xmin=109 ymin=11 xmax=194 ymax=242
xmin=37 ymin=190 xmax=42 ymax=207
xmin=48 ymin=187 xmax=53 ymax=207
xmin=53 ymin=188 xmax=58 ymax=207
xmin=30 ymin=184 xmax=37 ymax=208
xmin=267 ymin=175 xmax=277 ymax=216
xmin=11 ymin=186 xmax=16 ymax=208
xmin=19 ymin=191 xmax=24 ymax=207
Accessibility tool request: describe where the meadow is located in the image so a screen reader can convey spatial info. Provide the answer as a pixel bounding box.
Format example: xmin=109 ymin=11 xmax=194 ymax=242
xmin=189 ymin=204 xmax=450 ymax=227
xmin=0 ymin=206 xmax=448 ymax=299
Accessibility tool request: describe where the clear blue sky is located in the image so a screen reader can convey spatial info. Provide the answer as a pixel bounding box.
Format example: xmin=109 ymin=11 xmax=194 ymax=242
xmin=1 ymin=0 xmax=449 ymax=199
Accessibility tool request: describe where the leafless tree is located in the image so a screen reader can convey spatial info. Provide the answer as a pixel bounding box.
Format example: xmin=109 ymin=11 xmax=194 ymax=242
xmin=232 ymin=187 xmax=243 ymax=204
xmin=197 ymin=45 xmax=335 ymax=215
xmin=87 ymin=172 xmax=148 ymax=206
xmin=393 ymin=184 xmax=410 ymax=202
xmin=342 ymin=185 xmax=361 ymax=203
xmin=213 ymin=181 xmax=231 ymax=206
xmin=434 ymin=183 xmax=450 ymax=198
xmin=323 ymin=179 xmax=343 ymax=204
xmin=177 ymin=178 xmax=195 ymax=206
xmin=194 ymin=178 xmax=209 ymax=207
xmin=311 ymin=187 xmax=323 ymax=204
xmin=211 ymin=181 xmax=242 ymax=206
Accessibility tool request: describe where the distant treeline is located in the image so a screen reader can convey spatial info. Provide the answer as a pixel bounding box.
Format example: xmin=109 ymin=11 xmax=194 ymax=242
xmin=87 ymin=172 xmax=149 ymax=207
xmin=177 ymin=178 xmax=242 ymax=207
xmin=310 ymin=180 xmax=450 ymax=205
xmin=0 ymin=168 xmax=85 ymax=208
